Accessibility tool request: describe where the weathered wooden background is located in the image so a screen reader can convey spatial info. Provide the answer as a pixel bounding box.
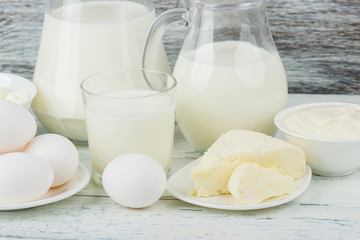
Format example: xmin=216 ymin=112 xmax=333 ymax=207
xmin=0 ymin=0 xmax=359 ymax=94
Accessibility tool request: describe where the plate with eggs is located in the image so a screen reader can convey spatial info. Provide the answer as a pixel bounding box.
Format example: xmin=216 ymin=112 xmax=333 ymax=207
xmin=0 ymin=99 xmax=90 ymax=210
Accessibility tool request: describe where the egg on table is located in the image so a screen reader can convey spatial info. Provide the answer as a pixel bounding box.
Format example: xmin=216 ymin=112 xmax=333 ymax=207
xmin=102 ymin=153 xmax=167 ymax=209
xmin=0 ymin=100 xmax=37 ymax=154
xmin=25 ymin=134 xmax=79 ymax=187
xmin=0 ymin=152 xmax=54 ymax=204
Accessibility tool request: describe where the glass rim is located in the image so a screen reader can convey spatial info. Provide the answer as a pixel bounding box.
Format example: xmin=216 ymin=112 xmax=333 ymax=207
xmin=80 ymin=68 xmax=177 ymax=100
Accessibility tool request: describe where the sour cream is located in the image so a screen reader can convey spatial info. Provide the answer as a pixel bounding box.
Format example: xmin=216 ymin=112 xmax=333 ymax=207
xmin=0 ymin=87 xmax=30 ymax=105
xmin=282 ymin=104 xmax=360 ymax=139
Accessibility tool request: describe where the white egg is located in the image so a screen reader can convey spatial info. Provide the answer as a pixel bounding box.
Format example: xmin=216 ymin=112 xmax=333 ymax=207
xmin=102 ymin=153 xmax=167 ymax=209
xmin=25 ymin=134 xmax=79 ymax=187
xmin=0 ymin=100 xmax=37 ymax=154
xmin=0 ymin=152 xmax=54 ymax=204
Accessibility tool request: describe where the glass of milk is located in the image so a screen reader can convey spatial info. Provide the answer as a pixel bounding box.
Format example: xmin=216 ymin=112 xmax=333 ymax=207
xmin=32 ymin=0 xmax=169 ymax=142
xmin=81 ymin=69 xmax=176 ymax=182
xmin=143 ymin=0 xmax=288 ymax=151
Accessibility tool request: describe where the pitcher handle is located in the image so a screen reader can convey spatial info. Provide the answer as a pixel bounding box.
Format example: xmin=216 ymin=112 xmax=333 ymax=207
xmin=142 ymin=8 xmax=188 ymax=71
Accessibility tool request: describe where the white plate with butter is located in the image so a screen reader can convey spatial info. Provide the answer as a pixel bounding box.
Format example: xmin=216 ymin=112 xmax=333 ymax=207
xmin=0 ymin=163 xmax=90 ymax=211
xmin=167 ymin=159 xmax=312 ymax=210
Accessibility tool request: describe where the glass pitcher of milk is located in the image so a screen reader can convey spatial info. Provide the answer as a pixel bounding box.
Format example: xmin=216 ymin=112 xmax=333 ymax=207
xmin=32 ymin=0 xmax=169 ymax=141
xmin=143 ymin=0 xmax=288 ymax=151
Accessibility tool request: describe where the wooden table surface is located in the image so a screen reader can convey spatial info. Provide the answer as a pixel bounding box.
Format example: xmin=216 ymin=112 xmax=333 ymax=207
xmin=0 ymin=94 xmax=359 ymax=240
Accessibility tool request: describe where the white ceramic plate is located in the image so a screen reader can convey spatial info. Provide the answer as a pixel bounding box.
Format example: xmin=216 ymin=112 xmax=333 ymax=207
xmin=167 ymin=159 xmax=312 ymax=210
xmin=0 ymin=163 xmax=90 ymax=211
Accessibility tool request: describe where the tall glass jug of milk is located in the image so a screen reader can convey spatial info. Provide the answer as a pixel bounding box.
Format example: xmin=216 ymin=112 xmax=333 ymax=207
xmin=33 ymin=0 xmax=169 ymax=141
xmin=143 ymin=0 xmax=288 ymax=151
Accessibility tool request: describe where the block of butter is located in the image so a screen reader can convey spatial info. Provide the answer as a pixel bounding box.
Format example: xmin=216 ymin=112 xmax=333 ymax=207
xmin=191 ymin=130 xmax=306 ymax=197
xmin=228 ymin=162 xmax=294 ymax=205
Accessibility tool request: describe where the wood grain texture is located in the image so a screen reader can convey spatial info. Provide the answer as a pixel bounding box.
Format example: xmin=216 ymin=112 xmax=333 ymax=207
xmin=0 ymin=0 xmax=359 ymax=94
xmin=268 ymin=0 xmax=360 ymax=94
xmin=1 ymin=94 xmax=360 ymax=240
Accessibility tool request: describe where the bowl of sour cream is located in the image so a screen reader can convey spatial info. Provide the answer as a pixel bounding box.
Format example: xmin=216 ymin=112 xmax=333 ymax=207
xmin=275 ymin=102 xmax=360 ymax=177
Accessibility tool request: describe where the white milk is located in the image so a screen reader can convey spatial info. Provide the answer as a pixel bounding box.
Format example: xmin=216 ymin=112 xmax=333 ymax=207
xmin=173 ymin=41 xmax=287 ymax=151
xmin=84 ymin=90 xmax=175 ymax=175
xmin=32 ymin=1 xmax=169 ymax=141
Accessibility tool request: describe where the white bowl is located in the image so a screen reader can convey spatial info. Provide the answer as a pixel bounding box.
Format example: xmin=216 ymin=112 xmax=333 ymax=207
xmin=0 ymin=73 xmax=37 ymax=110
xmin=275 ymin=102 xmax=360 ymax=177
